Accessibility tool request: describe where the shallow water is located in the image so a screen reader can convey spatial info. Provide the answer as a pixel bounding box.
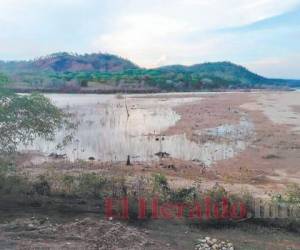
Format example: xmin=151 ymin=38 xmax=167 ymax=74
xmin=204 ymin=117 xmax=254 ymax=140
xmin=21 ymin=93 xmax=254 ymax=166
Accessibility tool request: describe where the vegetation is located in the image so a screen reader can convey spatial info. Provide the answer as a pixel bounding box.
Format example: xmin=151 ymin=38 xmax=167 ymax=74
xmin=1 ymin=52 xmax=299 ymax=92
xmin=0 ymin=73 xmax=75 ymax=153
xmin=0 ymin=160 xmax=299 ymax=234
xmin=272 ymin=183 xmax=300 ymax=204
xmin=0 ymin=165 xmax=243 ymax=218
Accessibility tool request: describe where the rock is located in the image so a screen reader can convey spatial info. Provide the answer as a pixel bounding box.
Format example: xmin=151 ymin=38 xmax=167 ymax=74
xmin=195 ymin=237 xmax=234 ymax=250
xmin=26 ymin=223 xmax=37 ymax=231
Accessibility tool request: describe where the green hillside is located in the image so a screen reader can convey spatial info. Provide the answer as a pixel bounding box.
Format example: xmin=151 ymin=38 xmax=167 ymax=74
xmin=0 ymin=53 xmax=299 ymax=92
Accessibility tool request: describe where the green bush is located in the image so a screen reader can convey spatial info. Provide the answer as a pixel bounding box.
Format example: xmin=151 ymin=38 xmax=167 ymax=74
xmin=273 ymin=184 xmax=300 ymax=204
xmin=152 ymin=173 xmax=170 ymax=197
xmin=78 ymin=173 xmax=107 ymax=198
xmin=205 ymin=184 xmax=228 ymax=202
xmin=170 ymin=187 xmax=197 ymax=203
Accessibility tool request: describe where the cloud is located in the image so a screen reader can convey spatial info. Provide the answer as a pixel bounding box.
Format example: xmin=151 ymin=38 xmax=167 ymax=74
xmin=91 ymin=0 xmax=300 ymax=67
xmin=91 ymin=14 xmax=192 ymax=67
xmin=0 ymin=0 xmax=116 ymax=59
xmin=245 ymin=55 xmax=300 ymax=79
xmin=0 ymin=0 xmax=299 ymax=77
xmin=218 ymin=6 xmax=300 ymax=33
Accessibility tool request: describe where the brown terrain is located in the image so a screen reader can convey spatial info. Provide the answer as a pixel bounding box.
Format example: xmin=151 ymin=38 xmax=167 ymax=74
xmin=2 ymin=91 xmax=300 ymax=249
xmin=165 ymin=91 xmax=300 ymax=198
xmin=18 ymin=91 xmax=298 ymax=198
xmin=13 ymin=91 xmax=300 ymax=200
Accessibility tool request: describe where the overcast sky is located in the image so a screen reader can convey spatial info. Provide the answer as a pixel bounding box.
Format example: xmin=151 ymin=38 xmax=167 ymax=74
xmin=0 ymin=0 xmax=299 ymax=78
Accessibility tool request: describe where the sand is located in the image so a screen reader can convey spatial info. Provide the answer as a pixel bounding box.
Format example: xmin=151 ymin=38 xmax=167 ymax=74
xmin=175 ymin=91 xmax=300 ymax=198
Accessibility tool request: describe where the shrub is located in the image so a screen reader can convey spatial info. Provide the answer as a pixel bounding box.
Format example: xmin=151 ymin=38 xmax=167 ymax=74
xmin=170 ymin=187 xmax=197 ymax=203
xmin=32 ymin=175 xmax=51 ymax=196
xmin=78 ymin=173 xmax=107 ymax=198
xmin=205 ymin=183 xmax=228 ymax=202
xmin=272 ymin=184 xmax=300 ymax=205
xmin=61 ymin=175 xmax=76 ymax=195
xmin=285 ymin=184 xmax=300 ymax=204
xmin=0 ymin=174 xmax=31 ymax=195
xmin=152 ymin=173 xmax=170 ymax=200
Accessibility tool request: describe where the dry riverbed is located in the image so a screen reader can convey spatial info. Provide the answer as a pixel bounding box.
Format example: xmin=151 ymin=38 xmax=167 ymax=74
xmin=20 ymin=91 xmax=300 ymax=198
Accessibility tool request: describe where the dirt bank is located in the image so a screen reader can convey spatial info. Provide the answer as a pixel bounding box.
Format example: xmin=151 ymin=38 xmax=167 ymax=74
xmin=0 ymin=212 xmax=299 ymax=250
xmin=163 ymin=92 xmax=300 ymax=198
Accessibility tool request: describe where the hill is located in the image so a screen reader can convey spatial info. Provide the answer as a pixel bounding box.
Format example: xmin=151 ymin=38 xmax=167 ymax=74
xmin=1 ymin=52 xmax=299 ymax=92
xmin=0 ymin=52 xmax=138 ymax=73
xmin=156 ymin=62 xmax=269 ymax=87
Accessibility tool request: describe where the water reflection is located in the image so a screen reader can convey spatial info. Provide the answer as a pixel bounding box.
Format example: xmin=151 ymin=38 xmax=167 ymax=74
xmin=21 ymin=93 xmax=254 ymax=166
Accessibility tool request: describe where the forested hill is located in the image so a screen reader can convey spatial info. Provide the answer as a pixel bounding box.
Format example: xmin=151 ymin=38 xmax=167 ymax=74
xmin=156 ymin=62 xmax=269 ymax=86
xmin=0 ymin=52 xmax=299 ymax=92
xmin=0 ymin=52 xmax=138 ymax=73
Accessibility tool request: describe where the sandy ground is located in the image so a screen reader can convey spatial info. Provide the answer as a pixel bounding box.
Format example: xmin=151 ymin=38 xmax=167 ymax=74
xmin=166 ymin=91 xmax=300 ymax=198
xmin=241 ymin=92 xmax=300 ymax=133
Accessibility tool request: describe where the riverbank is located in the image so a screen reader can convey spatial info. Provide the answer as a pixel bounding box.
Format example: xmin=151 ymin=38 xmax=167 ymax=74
xmin=8 ymin=85 xmax=294 ymax=94
xmin=164 ymin=91 xmax=300 ymax=198
xmin=9 ymin=86 xmax=161 ymax=94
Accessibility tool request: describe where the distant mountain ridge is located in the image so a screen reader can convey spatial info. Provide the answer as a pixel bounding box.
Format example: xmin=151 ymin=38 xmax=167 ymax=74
xmin=0 ymin=52 xmax=138 ymax=73
xmin=0 ymin=52 xmax=299 ymax=91
xmin=156 ymin=62 xmax=269 ymax=85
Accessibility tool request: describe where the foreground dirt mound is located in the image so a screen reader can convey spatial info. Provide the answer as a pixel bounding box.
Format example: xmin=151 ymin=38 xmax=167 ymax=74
xmin=0 ymin=217 xmax=169 ymax=250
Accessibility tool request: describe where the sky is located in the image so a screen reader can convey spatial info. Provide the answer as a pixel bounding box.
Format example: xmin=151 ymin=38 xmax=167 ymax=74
xmin=0 ymin=0 xmax=299 ymax=78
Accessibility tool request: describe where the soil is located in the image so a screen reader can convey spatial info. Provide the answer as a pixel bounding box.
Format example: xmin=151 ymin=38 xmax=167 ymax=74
xmin=162 ymin=91 xmax=300 ymax=198
xmin=0 ymin=212 xmax=299 ymax=250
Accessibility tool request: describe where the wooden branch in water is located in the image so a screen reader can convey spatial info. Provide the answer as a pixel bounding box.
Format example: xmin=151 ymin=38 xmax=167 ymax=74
xmin=125 ymin=96 xmax=130 ymax=117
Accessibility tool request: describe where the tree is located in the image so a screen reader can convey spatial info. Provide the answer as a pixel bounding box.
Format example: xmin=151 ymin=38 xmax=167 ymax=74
xmin=0 ymin=73 xmax=75 ymax=153
xmin=79 ymin=79 xmax=88 ymax=87
xmin=0 ymin=73 xmax=8 ymax=86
